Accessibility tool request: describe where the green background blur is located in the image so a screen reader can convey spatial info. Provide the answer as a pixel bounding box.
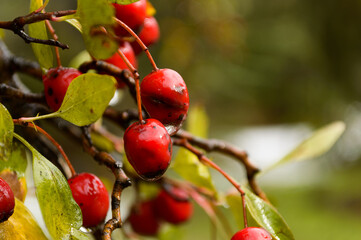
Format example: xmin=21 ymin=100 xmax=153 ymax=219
xmin=2 ymin=0 xmax=361 ymax=239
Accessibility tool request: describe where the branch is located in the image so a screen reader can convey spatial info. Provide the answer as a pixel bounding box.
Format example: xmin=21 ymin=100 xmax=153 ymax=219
xmin=79 ymin=60 xmax=137 ymax=99
xmin=81 ymin=127 xmax=131 ymax=240
xmin=0 ymin=10 xmax=76 ymax=49
xmin=0 ymin=83 xmax=45 ymax=103
xmin=174 ymin=130 xmax=268 ymax=201
xmin=172 ymin=138 xmax=248 ymax=228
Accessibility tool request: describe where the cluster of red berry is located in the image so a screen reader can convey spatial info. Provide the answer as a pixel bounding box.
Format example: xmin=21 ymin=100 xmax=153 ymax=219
xmin=41 ymin=0 xmax=189 ymax=230
xmin=0 ymin=1 xmax=272 ymax=239
xmin=129 ymin=185 xmax=193 ymax=236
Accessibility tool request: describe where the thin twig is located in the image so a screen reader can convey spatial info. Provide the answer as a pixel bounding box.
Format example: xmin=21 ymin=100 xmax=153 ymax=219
xmin=174 ymin=130 xmax=268 ymax=201
xmin=0 ymin=83 xmax=45 ymax=103
xmin=13 ymin=119 xmax=77 ymax=177
xmin=81 ymin=127 xmax=131 ymax=240
xmin=0 ymin=10 xmax=76 ymax=49
xmin=172 ymin=138 xmax=248 ymax=228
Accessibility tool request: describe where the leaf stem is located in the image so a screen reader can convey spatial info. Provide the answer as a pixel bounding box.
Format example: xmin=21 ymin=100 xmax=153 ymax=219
xmin=13 ymin=119 xmax=77 ymax=177
xmin=45 ymin=20 xmax=61 ymax=67
xmin=17 ymin=112 xmax=59 ymax=122
xmin=173 ymin=138 xmax=248 ymax=228
xmin=114 ymin=18 xmax=158 ymax=71
xmin=116 ymin=49 xmax=143 ymax=122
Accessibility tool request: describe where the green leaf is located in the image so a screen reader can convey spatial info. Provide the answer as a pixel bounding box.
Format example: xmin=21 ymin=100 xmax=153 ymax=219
xmin=77 ymin=0 xmax=118 ymax=59
xmin=0 ymin=198 xmax=48 ymax=240
xmin=244 ymin=188 xmax=295 ymax=240
xmin=187 ymin=105 xmax=209 ymax=138
xmin=0 ymin=140 xmax=28 ymax=178
xmin=0 ymin=29 xmax=4 ymax=39
xmin=265 ymin=121 xmax=345 ymax=172
xmin=172 ymin=105 xmax=216 ymax=193
xmin=109 ymin=0 xmax=140 ymax=4
xmin=225 ymin=194 xmax=244 ymax=229
xmin=159 ymin=225 xmax=185 ymax=240
xmin=172 ymin=148 xmax=216 ymax=193
xmin=56 ymin=73 xmax=116 ymax=126
xmin=69 ymin=50 xmax=91 ymax=69
xmin=65 ymin=19 xmax=83 ymax=33
xmin=13 ymin=133 xmax=90 ymax=240
xmin=28 ymin=0 xmax=54 ymax=69
xmin=0 ymin=103 xmax=14 ymax=162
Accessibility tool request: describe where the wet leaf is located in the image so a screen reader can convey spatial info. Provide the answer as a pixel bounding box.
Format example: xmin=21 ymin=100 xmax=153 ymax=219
xmin=244 ymin=188 xmax=295 ymax=240
xmin=13 ymin=133 xmax=90 ymax=240
xmin=266 ymin=121 xmax=345 ymax=172
xmin=56 ymin=73 xmax=116 ymax=126
xmin=0 ymin=103 xmax=14 ymax=162
xmin=0 ymin=198 xmax=48 ymax=240
xmin=28 ymin=0 xmax=53 ymax=69
xmin=77 ymin=0 xmax=118 ymax=59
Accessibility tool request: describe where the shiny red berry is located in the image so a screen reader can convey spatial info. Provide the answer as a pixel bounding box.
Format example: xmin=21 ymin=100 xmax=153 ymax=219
xmin=131 ymin=16 xmax=160 ymax=55
xmin=104 ymin=42 xmax=137 ymax=88
xmin=113 ymin=0 xmax=147 ymax=36
xmin=0 ymin=177 xmax=15 ymax=223
xmin=129 ymin=200 xmax=160 ymax=236
xmin=141 ymin=69 xmax=189 ymax=135
xmin=123 ymin=119 xmax=172 ymax=181
xmin=43 ymin=67 xmax=82 ymax=111
xmin=231 ymin=227 xmax=272 ymax=240
xmin=154 ymin=186 xmax=193 ymax=224
xmin=68 ymin=173 xmax=109 ymax=228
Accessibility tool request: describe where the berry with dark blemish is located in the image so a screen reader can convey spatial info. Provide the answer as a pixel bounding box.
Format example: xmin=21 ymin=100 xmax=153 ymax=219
xmin=43 ymin=67 xmax=81 ymax=111
xmin=123 ymin=119 xmax=172 ymax=181
xmin=68 ymin=173 xmax=109 ymax=228
xmin=141 ymin=69 xmax=189 ymax=135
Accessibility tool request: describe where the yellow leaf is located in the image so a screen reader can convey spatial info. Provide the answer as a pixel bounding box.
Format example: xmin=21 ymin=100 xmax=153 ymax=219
xmin=0 ymin=199 xmax=48 ymax=240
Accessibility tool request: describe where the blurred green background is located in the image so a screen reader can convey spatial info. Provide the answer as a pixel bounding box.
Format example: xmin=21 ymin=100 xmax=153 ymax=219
xmin=2 ymin=0 xmax=361 ymax=239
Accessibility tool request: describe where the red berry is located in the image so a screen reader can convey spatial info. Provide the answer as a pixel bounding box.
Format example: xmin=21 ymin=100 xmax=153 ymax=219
xmin=104 ymin=42 xmax=138 ymax=88
xmin=231 ymin=227 xmax=272 ymax=240
xmin=113 ymin=0 xmax=147 ymax=36
xmin=141 ymin=69 xmax=189 ymax=135
xmin=129 ymin=200 xmax=160 ymax=236
xmin=0 ymin=177 xmax=15 ymax=223
xmin=123 ymin=119 xmax=172 ymax=181
xmin=43 ymin=67 xmax=82 ymax=111
xmin=68 ymin=173 xmax=109 ymax=228
xmin=131 ymin=16 xmax=160 ymax=55
xmin=154 ymin=186 xmax=193 ymax=224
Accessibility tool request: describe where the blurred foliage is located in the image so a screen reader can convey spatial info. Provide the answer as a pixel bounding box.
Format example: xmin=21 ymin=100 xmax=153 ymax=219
xmin=2 ymin=0 xmax=361 ymax=127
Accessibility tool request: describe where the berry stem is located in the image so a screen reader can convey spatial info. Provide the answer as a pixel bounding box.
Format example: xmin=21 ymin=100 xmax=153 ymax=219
xmin=13 ymin=119 xmax=77 ymax=178
xmin=116 ymin=49 xmax=143 ymax=122
xmin=45 ymin=20 xmax=62 ymax=67
xmin=173 ymin=138 xmax=248 ymax=228
xmin=114 ymin=18 xmax=158 ymax=71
